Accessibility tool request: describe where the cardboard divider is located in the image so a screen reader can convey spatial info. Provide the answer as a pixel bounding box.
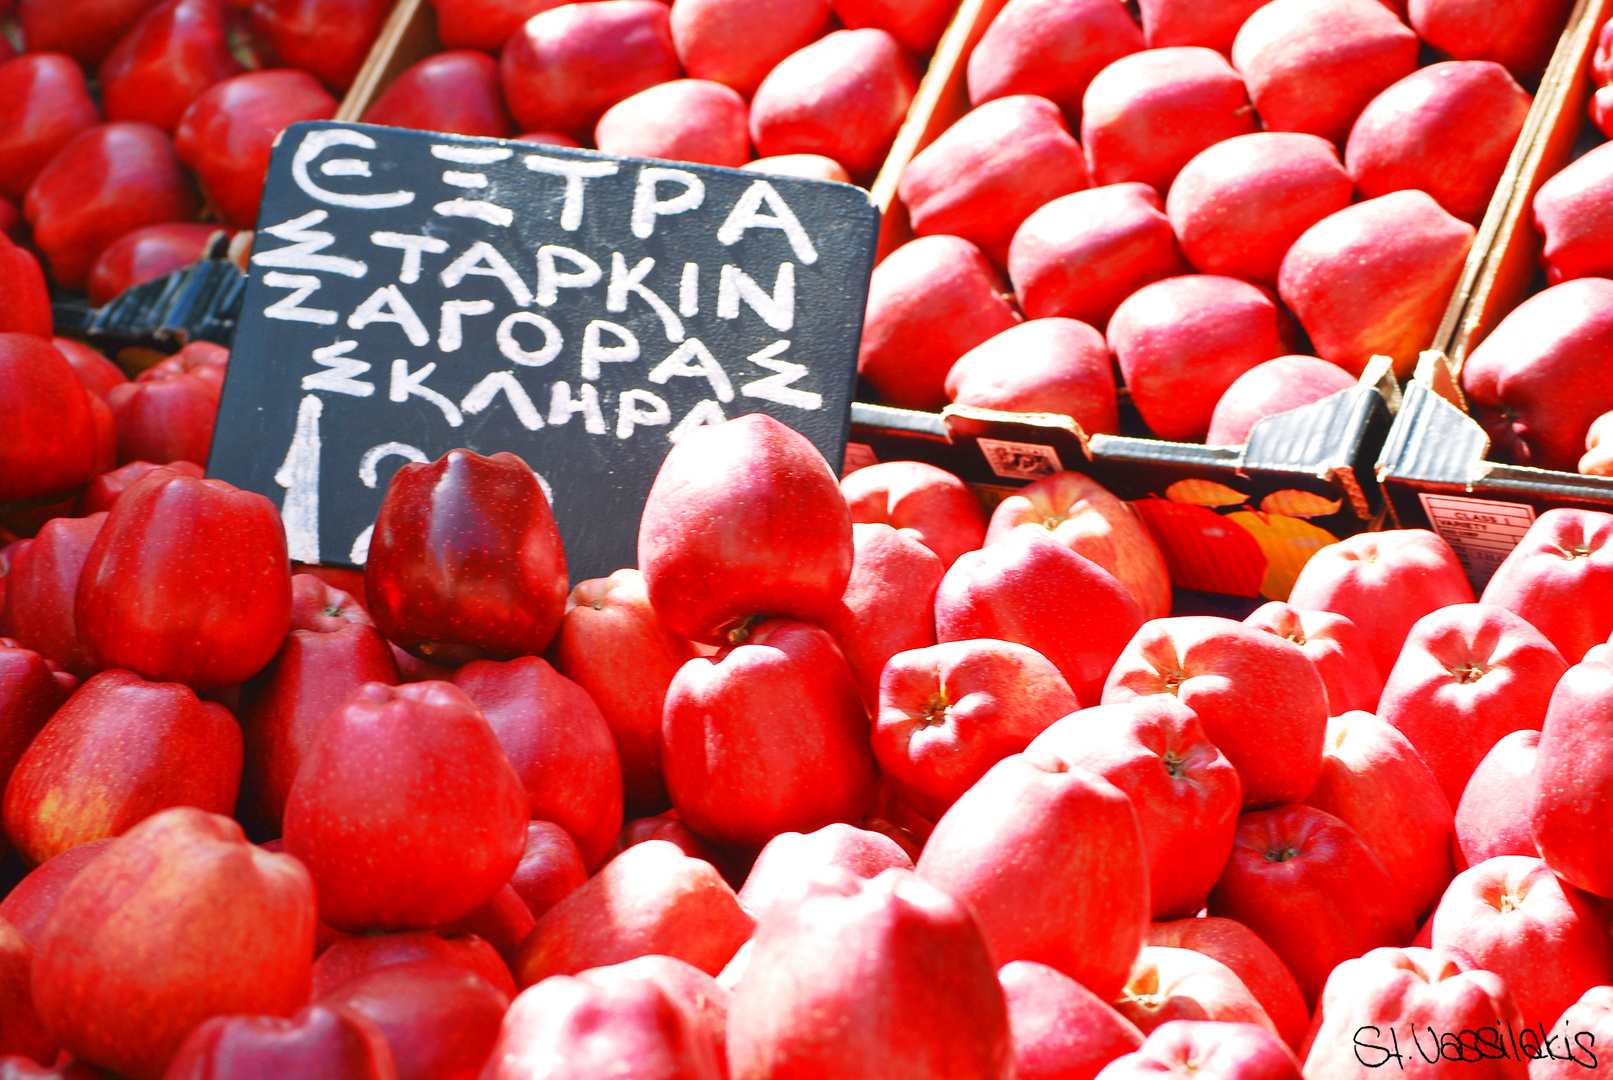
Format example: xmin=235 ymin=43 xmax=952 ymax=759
xmin=1376 ymin=0 xmax=1613 ymax=591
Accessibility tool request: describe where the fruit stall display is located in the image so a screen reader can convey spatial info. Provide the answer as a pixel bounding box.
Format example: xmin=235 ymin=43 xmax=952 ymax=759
xmin=4 ymin=0 xmax=1613 ymax=1078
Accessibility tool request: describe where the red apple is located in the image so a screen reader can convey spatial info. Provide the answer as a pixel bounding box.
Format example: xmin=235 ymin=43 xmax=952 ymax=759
xmin=3 ymin=669 xmax=241 ymax=866
xmin=510 ymin=821 xmax=589 ymax=919
xmin=366 ymin=449 xmax=567 ymax=665
xmin=917 ymin=752 xmax=1150 ymax=1000
xmin=1137 ymin=0 xmax=1270 ymax=53
xmin=1279 ymin=190 xmax=1476 ymax=377
xmin=1231 ymin=0 xmax=1419 ymax=146
xmin=1529 ymin=660 xmax=1613 ymax=899
xmin=553 ymin=568 xmax=697 ymax=815
xmin=1243 ymin=602 xmax=1382 ymax=715
xmin=0 ymin=640 xmax=74 ymax=806
xmin=1008 ymin=182 xmax=1190 ymax=329
xmin=936 ymin=523 xmax=1144 ymax=706
xmin=1347 ymin=61 xmax=1531 ymax=225
xmin=1001 ymin=958 xmax=1145 ymax=1080
xmin=432 ymin=884 xmax=535 ymax=965
xmin=432 ymin=0 xmax=569 ymax=52
xmin=1304 ymin=711 xmax=1455 ymax=920
xmin=1029 ymin=698 xmax=1240 ymax=921
xmin=17 ymin=0 xmax=166 ymax=65
xmin=1102 ymin=616 xmax=1328 ymax=809
xmin=1147 ymin=918 xmax=1310 ymax=1052
xmin=1081 ymin=47 xmax=1258 ymax=194
xmin=1208 ymin=804 xmax=1416 ymax=1007
xmin=736 ymin=822 xmax=913 ymax=919
xmin=1530 ymin=986 xmax=1613 ymax=1080
xmin=966 ymin=0 xmax=1144 ymax=123
xmin=0 ymin=838 xmax=115 ymax=945
xmin=250 ymin=0 xmax=391 ymax=92
xmin=243 ymin=618 xmax=400 ymax=829
xmin=1095 ymin=1021 xmax=1301 ymax=1080
xmin=2 ymin=513 xmax=105 ymax=678
xmin=876 ymin=639 xmax=1079 ymax=821
xmin=282 ymin=681 xmax=528 ymax=932
xmin=1300 ymin=946 xmax=1527 ymax=1080
xmin=453 ymin=656 xmax=624 ymax=870
xmin=945 ymin=318 xmax=1122 ymax=436
xmin=0 ymin=916 xmax=54 ymax=1066
xmin=741 ymin=153 xmax=851 ymax=182
xmin=24 ymin=122 xmax=197 ymax=290
xmin=174 ymin=69 xmax=339 ymax=228
xmin=749 ymin=28 xmax=919 ymax=182
xmin=98 ymin=0 xmax=243 ymax=132
xmin=728 ymin=868 xmax=1012 ymax=1080
xmin=840 ymin=461 xmax=988 ymax=570
xmin=311 ymin=930 xmax=515 ymax=1000
xmin=899 ymin=94 xmax=1091 ymax=266
xmin=87 ymin=222 xmax=230 ymax=306
xmin=106 ymin=339 xmax=227 ymax=466
xmin=513 ymin=839 xmax=755 ymax=986
xmin=30 ymin=807 xmax=315 ymax=1080
xmin=859 ymin=234 xmax=1023 ymax=411
xmin=662 ymin=618 xmax=878 ymax=846
xmin=163 ymin=1005 xmax=397 ymax=1080
xmin=1462 ymin=280 xmax=1613 ymax=472
xmin=1429 ymin=856 xmax=1613 ymax=1030
xmin=985 ymin=469 xmax=1171 ymax=621
xmin=319 ymin=958 xmax=509 ymax=1080
xmin=1117 ymin=946 xmax=1281 ymax=1038
xmin=482 ymin=957 xmax=724 ymax=1080
xmin=820 ymin=522 xmax=944 ymax=707
xmin=361 ymin=49 xmax=516 ymax=138
xmin=1206 ymin=356 xmax=1358 ymax=448
xmin=0 ymin=54 xmax=101 ymax=203
xmin=1167 ymin=132 xmax=1355 ymax=285
xmin=1407 ymin=0 xmax=1573 ymax=81
xmin=1480 ymin=511 xmax=1613 ymax=664
xmin=76 ymin=467 xmax=291 ymax=688
xmin=595 ymin=78 xmax=750 ymax=167
xmin=0 ymin=234 xmax=51 ymax=338
xmin=500 ymin=0 xmax=679 ymax=140
xmin=611 ymin=814 xmax=724 ymax=866
xmin=1285 ymin=529 xmax=1476 ymax=677
xmin=831 ymin=0 xmax=952 ymax=54
xmin=671 ymin=0 xmax=831 ymax=98
xmin=1376 ymin=603 xmax=1567 ymax=808
xmin=1108 ymin=274 xmax=1286 ymax=442
xmin=1454 ymin=729 xmax=1540 ymax=870
xmin=76 ymin=460 xmax=202 ymax=516
xmin=1533 ymin=141 xmax=1613 ymax=286
xmin=639 ymin=413 xmax=853 ymax=645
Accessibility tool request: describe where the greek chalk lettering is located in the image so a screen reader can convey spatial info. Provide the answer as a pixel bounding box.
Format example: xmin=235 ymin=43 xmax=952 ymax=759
xmin=359 ymin=441 xmax=429 ymax=488
xmin=462 ymin=371 xmax=544 ymax=430
xmin=648 ymin=338 xmax=733 ymax=402
xmin=548 ymin=381 xmax=607 ymax=434
xmin=254 ymin=210 xmax=368 ymax=278
xmin=273 ymin=394 xmax=322 ymax=563
xmin=440 ymin=240 xmax=534 ymax=306
xmin=389 ymin=359 xmax=463 ymax=426
xmin=349 ymin=284 xmax=431 ymax=346
xmin=631 ymin=167 xmax=705 ymax=238
xmin=717 ymin=180 xmax=818 ymax=264
xmin=607 ymin=252 xmax=684 ymax=342
xmin=262 ymin=272 xmax=339 ymax=324
xmin=302 ymin=339 xmax=373 ymax=396
xmin=537 ymin=245 xmax=603 ymax=306
xmin=741 ymin=339 xmax=820 ymax=409
xmin=669 ymin=399 xmax=726 ymax=443
xmin=581 ymin=321 xmax=639 ymax=380
xmin=292 ymin=128 xmax=415 ymax=210
xmin=616 ymin=388 xmax=670 ymax=439
xmin=370 ymin=231 xmax=448 ymax=284
xmin=523 ymin=155 xmax=620 ymax=231
xmin=717 ymin=262 xmax=794 ymax=330
xmin=438 ymin=299 xmax=495 ymax=352
xmin=497 ymin=311 xmax=563 ymax=367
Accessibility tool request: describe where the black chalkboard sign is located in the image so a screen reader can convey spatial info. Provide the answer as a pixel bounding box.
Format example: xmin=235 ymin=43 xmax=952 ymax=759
xmin=208 ymin=121 xmax=880 ymax=584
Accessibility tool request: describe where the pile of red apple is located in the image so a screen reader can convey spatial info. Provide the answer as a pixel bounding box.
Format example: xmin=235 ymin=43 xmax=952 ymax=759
xmin=858 ymin=0 xmax=1566 ymax=448
xmin=2 ymin=401 xmax=1613 ymax=1080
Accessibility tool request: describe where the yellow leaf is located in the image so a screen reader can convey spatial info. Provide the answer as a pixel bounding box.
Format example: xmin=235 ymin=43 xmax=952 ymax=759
xmin=1259 ymin=489 xmax=1344 ymax=519
xmin=1226 ymin=512 xmax=1340 ymax=601
xmin=1166 ymin=479 xmax=1248 ymax=508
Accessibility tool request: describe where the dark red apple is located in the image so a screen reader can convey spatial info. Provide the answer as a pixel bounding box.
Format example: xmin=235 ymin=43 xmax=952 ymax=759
xmin=1138 ymin=0 xmax=1270 ymax=53
xmin=1534 ymin=141 xmax=1613 ymax=286
xmin=0 ymin=234 xmax=51 ymax=338
xmin=1008 ymin=182 xmax=1190 ymax=329
xmin=0 ymin=53 xmax=101 ymax=205
xmin=362 ymin=49 xmax=516 ymax=138
xmin=831 ymin=0 xmax=952 ymax=54
xmin=1407 ymin=0 xmax=1573 ymax=81
xmin=509 ymin=820 xmax=589 ymax=919
xmin=669 ymin=0 xmax=832 ymax=98
xmin=500 ymin=0 xmax=680 ymax=140
xmin=249 ymin=0 xmax=391 ymax=92
xmin=595 ymin=78 xmax=750 ymax=167
xmin=98 ymin=0 xmax=243 ymax=132
xmin=106 ymin=339 xmax=227 ymax=466
xmin=1166 ymin=132 xmax=1355 ymax=285
xmin=311 ymin=930 xmax=515 ymax=1000
xmin=859 ymin=234 xmax=1023 ymax=411
xmin=0 ymin=838 xmax=115 ymax=945
xmin=432 ymin=0 xmax=569 ymax=52
xmin=163 ymin=1005 xmax=398 ymax=1080
xmin=75 ymin=460 xmax=203 ymax=516
xmin=320 ymin=958 xmax=510 ymax=1080
xmin=0 ymin=916 xmax=55 ymax=1067
xmin=87 ymin=222 xmax=231 ymax=306
xmin=2 ymin=513 xmax=105 ymax=678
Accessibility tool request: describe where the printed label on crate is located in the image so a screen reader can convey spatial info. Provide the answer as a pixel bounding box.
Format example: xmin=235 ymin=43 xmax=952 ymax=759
xmin=976 ymin=438 xmax=1063 ymax=481
xmin=841 ymin=441 xmax=879 ymax=477
xmin=1417 ymin=493 xmax=1537 ymax=588
xmin=209 ymin=121 xmax=878 ymax=582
